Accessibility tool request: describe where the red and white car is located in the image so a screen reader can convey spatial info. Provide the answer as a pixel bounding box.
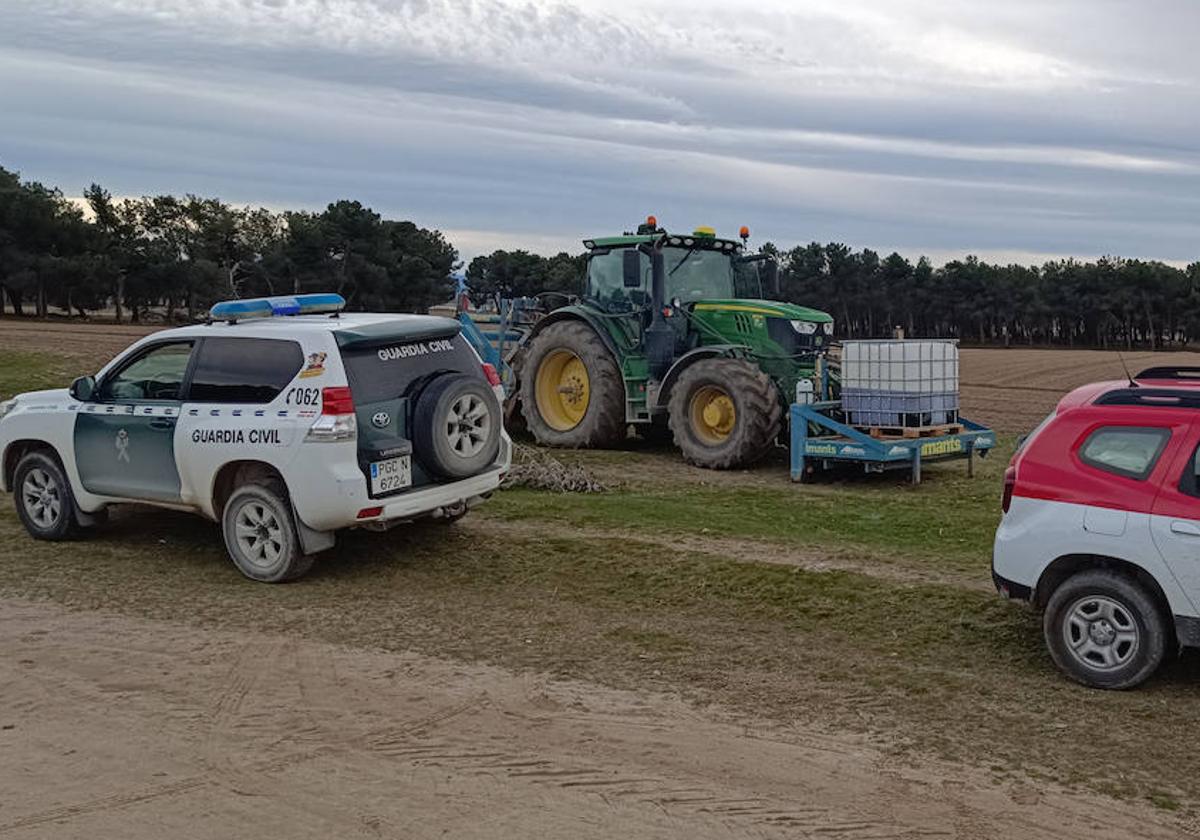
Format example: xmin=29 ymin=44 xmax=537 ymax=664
xmin=993 ymin=366 xmax=1200 ymax=688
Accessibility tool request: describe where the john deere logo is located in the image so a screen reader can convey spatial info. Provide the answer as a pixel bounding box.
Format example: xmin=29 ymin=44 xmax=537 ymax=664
xmin=371 ymin=411 xmax=390 ymax=429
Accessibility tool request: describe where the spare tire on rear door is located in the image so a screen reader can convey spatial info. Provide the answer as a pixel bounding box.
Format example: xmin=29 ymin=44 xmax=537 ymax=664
xmin=412 ymin=373 xmax=501 ymax=479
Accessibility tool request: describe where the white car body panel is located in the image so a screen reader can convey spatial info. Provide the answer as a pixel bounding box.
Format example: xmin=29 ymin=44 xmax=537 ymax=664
xmin=1 ymin=314 xmax=511 ymax=537
xmin=994 ymin=495 xmax=1199 ymax=618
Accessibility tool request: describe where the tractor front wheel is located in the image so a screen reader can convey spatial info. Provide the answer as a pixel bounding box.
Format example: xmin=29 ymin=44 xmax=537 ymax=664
xmin=520 ymin=321 xmax=625 ymax=448
xmin=668 ymin=358 xmax=782 ymax=469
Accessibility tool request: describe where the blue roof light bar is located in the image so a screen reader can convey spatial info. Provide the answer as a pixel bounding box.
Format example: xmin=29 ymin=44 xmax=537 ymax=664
xmin=209 ymin=293 xmax=346 ymax=322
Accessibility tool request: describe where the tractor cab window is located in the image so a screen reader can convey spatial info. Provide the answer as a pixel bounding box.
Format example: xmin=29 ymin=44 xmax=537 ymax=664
xmin=664 ymin=246 xmax=734 ymax=302
xmin=734 ymin=259 xmax=764 ymax=298
xmin=586 ymin=249 xmax=649 ymax=311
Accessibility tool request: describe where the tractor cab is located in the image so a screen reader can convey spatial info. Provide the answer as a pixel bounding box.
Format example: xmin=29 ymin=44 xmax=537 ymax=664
xmin=581 ymin=219 xmax=833 ymax=355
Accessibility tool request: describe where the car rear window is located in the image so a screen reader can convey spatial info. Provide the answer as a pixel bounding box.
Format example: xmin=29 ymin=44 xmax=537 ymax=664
xmin=187 ymin=337 xmax=304 ymax=403
xmin=340 ymin=334 xmax=479 ymax=404
xmin=1078 ymin=426 xmax=1170 ymax=480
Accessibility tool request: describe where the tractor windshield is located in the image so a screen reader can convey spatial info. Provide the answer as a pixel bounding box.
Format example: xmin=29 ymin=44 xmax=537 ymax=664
xmin=664 ymin=246 xmax=735 ymax=302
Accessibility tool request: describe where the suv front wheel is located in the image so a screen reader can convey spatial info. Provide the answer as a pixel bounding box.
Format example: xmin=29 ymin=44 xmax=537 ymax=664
xmin=13 ymin=451 xmax=81 ymax=541
xmin=221 ymin=481 xmax=314 ymax=582
xmin=1043 ymin=570 xmax=1168 ymax=689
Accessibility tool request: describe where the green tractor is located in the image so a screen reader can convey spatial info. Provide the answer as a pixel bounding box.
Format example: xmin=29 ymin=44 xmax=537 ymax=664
xmin=517 ymin=217 xmax=835 ymax=469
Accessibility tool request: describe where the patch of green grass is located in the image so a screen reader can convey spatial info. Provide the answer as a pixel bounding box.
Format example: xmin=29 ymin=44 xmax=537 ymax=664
xmin=486 ymin=455 xmax=1008 ymax=575
xmin=0 ymin=349 xmax=75 ymax=398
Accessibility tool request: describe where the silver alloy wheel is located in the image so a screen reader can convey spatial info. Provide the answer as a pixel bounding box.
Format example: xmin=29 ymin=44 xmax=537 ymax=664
xmin=444 ymin=393 xmax=490 ymax=458
xmin=1062 ymin=594 xmax=1139 ymax=671
xmin=21 ymin=467 xmax=62 ymax=529
xmin=233 ymin=500 xmax=284 ymax=570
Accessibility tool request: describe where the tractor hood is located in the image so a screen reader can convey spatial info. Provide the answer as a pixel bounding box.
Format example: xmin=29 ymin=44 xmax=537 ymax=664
xmin=690 ymin=299 xmax=833 ymax=323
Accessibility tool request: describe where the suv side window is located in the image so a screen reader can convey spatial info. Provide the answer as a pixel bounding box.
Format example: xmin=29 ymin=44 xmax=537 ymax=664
xmin=1078 ymin=426 xmax=1170 ymax=480
xmin=1178 ymin=444 xmax=1200 ymax=498
xmin=187 ymin=337 xmax=304 ymax=404
xmin=99 ymin=341 xmax=194 ymax=402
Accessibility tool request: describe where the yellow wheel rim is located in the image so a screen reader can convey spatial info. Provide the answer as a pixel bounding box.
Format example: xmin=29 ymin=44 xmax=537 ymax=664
xmin=689 ymin=385 xmax=736 ymax=444
xmin=535 ymin=349 xmax=591 ymax=431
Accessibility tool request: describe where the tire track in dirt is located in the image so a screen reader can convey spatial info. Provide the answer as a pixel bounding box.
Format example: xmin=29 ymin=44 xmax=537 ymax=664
xmin=1 ymin=599 xmax=1188 ymax=840
xmin=468 ymin=518 xmax=987 ymax=591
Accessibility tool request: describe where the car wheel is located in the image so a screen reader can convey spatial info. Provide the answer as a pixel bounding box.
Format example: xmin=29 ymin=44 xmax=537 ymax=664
xmin=1043 ymin=570 xmax=1168 ymax=689
xmin=413 ymin=373 xmax=502 ymax=479
xmin=13 ymin=451 xmax=80 ymax=541
xmin=221 ymin=481 xmax=314 ymax=583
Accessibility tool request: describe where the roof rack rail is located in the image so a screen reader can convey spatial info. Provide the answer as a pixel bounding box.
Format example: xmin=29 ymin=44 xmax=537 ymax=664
xmin=1134 ymin=366 xmax=1200 ymax=381
xmin=1096 ymin=387 xmax=1200 ymax=409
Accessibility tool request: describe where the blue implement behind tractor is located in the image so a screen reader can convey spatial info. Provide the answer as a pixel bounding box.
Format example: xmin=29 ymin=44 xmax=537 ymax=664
xmin=790 ymin=400 xmax=995 ymax=484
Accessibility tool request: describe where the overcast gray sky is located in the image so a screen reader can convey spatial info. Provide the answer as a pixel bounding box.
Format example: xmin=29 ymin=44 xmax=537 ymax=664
xmin=3 ymin=0 xmax=1198 ymax=265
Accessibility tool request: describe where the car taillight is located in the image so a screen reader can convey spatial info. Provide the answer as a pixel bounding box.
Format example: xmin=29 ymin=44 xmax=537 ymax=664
xmin=1001 ymin=464 xmax=1017 ymax=513
xmin=322 ymin=386 xmax=355 ymax=415
xmin=306 ymin=386 xmax=357 ymax=442
xmin=481 ymin=363 xmax=501 ymax=387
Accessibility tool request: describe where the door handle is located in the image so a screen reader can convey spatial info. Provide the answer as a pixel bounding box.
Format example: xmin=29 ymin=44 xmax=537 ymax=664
xmin=1171 ymin=521 xmax=1200 ymax=537
xmin=149 ymin=418 xmax=177 ymax=431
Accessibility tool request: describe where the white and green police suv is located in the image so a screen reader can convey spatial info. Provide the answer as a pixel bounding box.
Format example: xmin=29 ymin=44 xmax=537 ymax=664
xmin=0 ymin=294 xmax=511 ymax=582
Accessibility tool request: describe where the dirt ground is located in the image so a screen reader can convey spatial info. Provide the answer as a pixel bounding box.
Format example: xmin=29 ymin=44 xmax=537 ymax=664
xmin=960 ymin=347 xmax=1200 ymax=433
xmin=4 ymin=321 xmax=1200 ymax=836
xmin=2 ymin=598 xmax=1187 ymax=840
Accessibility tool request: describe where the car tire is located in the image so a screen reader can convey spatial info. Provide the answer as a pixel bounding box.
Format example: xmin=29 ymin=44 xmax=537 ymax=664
xmin=1043 ymin=569 xmax=1168 ymax=690
xmin=13 ymin=450 xmax=81 ymax=541
xmin=221 ymin=481 xmax=314 ymax=583
xmin=413 ymin=373 xmax=502 ymax=479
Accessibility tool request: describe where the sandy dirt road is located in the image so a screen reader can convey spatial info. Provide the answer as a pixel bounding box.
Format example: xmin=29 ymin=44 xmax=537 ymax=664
xmin=1 ymin=599 xmax=1187 ymax=840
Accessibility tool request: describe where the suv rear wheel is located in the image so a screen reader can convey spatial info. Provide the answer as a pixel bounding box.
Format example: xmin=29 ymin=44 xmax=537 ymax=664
xmin=1043 ymin=570 xmax=1168 ymax=689
xmin=221 ymin=481 xmax=314 ymax=583
xmin=13 ymin=451 xmax=80 ymax=541
xmin=413 ymin=373 xmax=502 ymax=479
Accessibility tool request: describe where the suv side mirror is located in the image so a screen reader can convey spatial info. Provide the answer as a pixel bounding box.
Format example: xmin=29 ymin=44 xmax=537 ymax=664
xmin=69 ymin=375 xmax=96 ymax=402
xmin=622 ymin=249 xmax=642 ymax=288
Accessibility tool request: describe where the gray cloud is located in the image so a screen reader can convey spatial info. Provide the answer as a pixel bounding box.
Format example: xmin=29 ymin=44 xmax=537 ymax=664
xmin=2 ymin=0 xmax=1197 ymax=264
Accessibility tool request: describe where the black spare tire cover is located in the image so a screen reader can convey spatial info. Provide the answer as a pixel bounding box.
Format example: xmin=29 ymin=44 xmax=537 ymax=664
xmin=412 ymin=373 xmax=501 ymax=479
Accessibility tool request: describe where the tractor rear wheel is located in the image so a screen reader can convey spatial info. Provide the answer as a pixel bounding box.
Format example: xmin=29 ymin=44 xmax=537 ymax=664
xmin=668 ymin=358 xmax=782 ymax=469
xmin=520 ymin=321 xmax=625 ymax=448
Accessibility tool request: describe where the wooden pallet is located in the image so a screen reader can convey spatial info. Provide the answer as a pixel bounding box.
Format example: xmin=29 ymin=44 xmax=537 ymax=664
xmin=864 ymin=423 xmax=964 ymax=440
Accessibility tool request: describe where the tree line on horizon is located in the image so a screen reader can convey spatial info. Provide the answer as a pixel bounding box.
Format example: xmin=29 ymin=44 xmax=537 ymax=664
xmin=2 ymin=164 xmax=1198 ymax=348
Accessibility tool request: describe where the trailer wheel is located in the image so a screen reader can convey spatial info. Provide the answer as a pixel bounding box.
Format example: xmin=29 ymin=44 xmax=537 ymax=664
xmin=520 ymin=321 xmax=625 ymax=448
xmin=668 ymin=358 xmax=781 ymax=469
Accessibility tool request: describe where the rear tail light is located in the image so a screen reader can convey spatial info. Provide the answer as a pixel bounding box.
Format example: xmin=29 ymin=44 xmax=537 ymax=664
xmin=322 ymin=386 xmax=355 ymax=415
xmin=1001 ymin=464 xmax=1017 ymax=513
xmin=481 ymin=363 xmax=501 ymax=387
xmin=305 ymin=386 xmax=357 ymax=442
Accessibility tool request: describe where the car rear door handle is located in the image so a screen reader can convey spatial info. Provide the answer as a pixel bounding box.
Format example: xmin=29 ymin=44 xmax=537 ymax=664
xmin=1171 ymin=521 xmax=1200 ymax=537
xmin=149 ymin=418 xmax=177 ymax=431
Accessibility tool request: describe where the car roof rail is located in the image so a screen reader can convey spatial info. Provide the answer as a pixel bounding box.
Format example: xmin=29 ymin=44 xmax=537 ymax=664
xmin=1096 ymin=387 xmax=1200 ymax=408
xmin=1134 ymin=366 xmax=1200 ymax=381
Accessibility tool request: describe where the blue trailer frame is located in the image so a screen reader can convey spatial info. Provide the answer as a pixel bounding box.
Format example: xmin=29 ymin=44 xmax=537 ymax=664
xmin=790 ymin=401 xmax=995 ymax=484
